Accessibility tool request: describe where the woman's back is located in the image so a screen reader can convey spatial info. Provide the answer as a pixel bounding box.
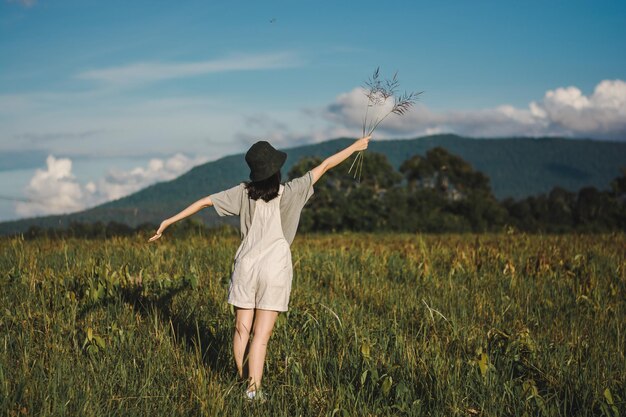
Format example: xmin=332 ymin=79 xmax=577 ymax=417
xmin=209 ymin=171 xmax=315 ymax=245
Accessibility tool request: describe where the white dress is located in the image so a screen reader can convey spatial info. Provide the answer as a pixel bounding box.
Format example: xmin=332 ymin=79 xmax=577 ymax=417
xmin=227 ymin=185 xmax=293 ymax=311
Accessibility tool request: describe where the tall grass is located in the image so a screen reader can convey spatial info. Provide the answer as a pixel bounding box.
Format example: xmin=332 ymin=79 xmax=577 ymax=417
xmin=349 ymin=68 xmax=421 ymax=181
xmin=1 ymin=232 xmax=624 ymax=416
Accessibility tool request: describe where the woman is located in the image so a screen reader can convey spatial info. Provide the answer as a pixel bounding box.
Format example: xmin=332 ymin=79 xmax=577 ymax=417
xmin=149 ymin=135 xmax=371 ymax=399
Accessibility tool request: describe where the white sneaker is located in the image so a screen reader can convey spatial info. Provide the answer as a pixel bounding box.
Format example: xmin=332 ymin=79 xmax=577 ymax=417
xmin=244 ymin=389 xmax=267 ymax=402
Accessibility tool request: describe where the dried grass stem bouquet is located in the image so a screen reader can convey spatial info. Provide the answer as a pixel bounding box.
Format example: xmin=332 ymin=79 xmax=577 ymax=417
xmin=349 ymin=68 xmax=422 ymax=181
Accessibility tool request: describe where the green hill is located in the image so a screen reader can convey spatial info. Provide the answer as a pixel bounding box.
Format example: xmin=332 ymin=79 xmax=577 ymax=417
xmin=1 ymin=134 xmax=625 ymax=235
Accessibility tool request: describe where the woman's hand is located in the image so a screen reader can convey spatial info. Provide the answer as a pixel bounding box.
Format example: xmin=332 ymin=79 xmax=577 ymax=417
xmin=353 ymin=135 xmax=371 ymax=151
xmin=148 ymin=221 xmax=169 ymax=242
xmin=311 ymin=135 xmax=372 ymax=184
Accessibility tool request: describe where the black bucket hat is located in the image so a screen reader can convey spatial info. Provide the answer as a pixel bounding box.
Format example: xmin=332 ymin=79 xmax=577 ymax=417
xmin=245 ymin=141 xmax=287 ymax=182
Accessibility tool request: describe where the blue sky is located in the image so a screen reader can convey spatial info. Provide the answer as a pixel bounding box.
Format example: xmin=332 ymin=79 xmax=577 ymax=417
xmin=1 ymin=0 xmax=625 ymax=220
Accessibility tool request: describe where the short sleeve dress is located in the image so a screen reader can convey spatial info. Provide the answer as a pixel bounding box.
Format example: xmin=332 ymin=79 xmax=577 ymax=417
xmin=210 ymin=171 xmax=315 ymax=311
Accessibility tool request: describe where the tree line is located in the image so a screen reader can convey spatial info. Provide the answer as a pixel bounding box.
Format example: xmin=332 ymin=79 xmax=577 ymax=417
xmin=287 ymin=147 xmax=626 ymax=233
xmin=18 ymin=147 xmax=626 ymax=238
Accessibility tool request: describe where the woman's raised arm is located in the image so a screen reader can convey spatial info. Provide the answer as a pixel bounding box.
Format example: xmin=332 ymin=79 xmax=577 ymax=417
xmin=148 ymin=195 xmax=213 ymax=242
xmin=310 ymin=136 xmax=370 ymax=184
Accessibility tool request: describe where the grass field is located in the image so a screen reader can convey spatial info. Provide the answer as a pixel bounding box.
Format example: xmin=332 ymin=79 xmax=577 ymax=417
xmin=1 ymin=232 xmax=624 ymax=416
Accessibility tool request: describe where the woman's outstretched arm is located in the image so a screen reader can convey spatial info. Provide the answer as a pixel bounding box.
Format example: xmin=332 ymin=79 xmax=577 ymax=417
xmin=310 ymin=136 xmax=371 ymax=184
xmin=148 ymin=196 xmax=213 ymax=242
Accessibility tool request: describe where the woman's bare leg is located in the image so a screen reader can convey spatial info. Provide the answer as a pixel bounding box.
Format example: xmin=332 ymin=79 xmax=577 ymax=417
xmin=247 ymin=309 xmax=279 ymax=392
xmin=233 ymin=308 xmax=254 ymax=378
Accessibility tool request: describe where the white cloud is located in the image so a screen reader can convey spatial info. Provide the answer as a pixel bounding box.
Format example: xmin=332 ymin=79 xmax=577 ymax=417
xmin=537 ymin=80 xmax=626 ymax=137
xmin=323 ymin=80 xmax=626 ymax=140
xmin=234 ymin=110 xmax=356 ymax=150
xmin=16 ymin=156 xmax=87 ymax=217
xmin=76 ymin=52 xmax=301 ymax=87
xmin=7 ymin=0 xmax=36 ymax=7
xmin=235 ymin=126 xmax=353 ymax=150
xmin=233 ymin=80 xmax=626 ymax=157
xmin=1 ymin=93 xmax=240 ymax=158
xmin=13 ymin=129 xmax=106 ymax=143
xmin=95 ymin=153 xmax=207 ymax=202
xmin=16 ymin=153 xmax=207 ymax=217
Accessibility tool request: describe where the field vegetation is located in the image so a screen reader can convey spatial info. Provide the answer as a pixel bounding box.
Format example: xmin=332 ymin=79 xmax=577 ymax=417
xmin=1 ymin=231 xmax=624 ymax=416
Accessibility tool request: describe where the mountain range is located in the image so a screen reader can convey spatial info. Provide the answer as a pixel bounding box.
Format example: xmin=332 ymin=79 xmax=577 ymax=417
xmin=1 ymin=134 xmax=625 ymax=235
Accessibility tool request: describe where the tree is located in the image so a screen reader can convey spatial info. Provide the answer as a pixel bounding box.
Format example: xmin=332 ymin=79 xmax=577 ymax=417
xmin=403 ymin=147 xmax=493 ymax=199
xmin=288 ymin=156 xmax=348 ymax=232
xmin=610 ymin=167 xmax=626 ymax=202
xmin=288 ymin=152 xmax=401 ymax=231
xmin=401 ymin=147 xmax=503 ymax=231
xmin=609 ymin=168 xmax=626 ymax=229
xmin=546 ymin=187 xmax=575 ymax=231
xmin=400 ymin=154 xmax=435 ymax=190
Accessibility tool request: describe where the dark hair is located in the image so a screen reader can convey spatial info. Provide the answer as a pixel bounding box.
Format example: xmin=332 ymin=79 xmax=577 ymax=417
xmin=245 ymin=171 xmax=281 ymax=202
